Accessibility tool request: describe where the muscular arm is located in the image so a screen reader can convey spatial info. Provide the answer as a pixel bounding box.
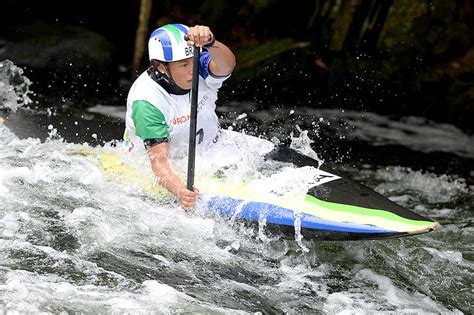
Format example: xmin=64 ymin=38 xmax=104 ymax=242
xmin=148 ymin=142 xmax=198 ymax=210
xmin=207 ymin=40 xmax=236 ymax=77
xmin=186 ymin=25 xmax=236 ymax=76
xmin=148 ymin=142 xmax=183 ymax=196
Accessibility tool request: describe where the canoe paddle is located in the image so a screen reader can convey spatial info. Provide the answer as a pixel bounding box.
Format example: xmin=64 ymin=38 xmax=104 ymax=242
xmin=185 ymin=37 xmax=200 ymax=191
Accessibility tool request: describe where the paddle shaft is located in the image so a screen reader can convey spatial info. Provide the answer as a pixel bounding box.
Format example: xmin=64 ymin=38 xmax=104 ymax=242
xmin=186 ymin=45 xmax=200 ymax=191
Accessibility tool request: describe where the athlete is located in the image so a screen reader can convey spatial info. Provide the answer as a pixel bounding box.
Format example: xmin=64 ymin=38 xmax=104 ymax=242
xmin=123 ymin=24 xmax=235 ymax=210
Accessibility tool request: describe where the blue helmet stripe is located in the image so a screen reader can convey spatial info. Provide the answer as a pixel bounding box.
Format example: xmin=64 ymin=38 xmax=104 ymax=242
xmin=150 ymin=28 xmax=173 ymax=61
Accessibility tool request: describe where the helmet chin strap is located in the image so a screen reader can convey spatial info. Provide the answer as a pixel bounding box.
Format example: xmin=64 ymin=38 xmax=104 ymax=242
xmin=159 ymin=64 xmax=176 ymax=85
xmin=148 ymin=61 xmax=190 ymax=95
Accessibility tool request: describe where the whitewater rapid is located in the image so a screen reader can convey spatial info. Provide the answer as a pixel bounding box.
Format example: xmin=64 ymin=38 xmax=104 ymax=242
xmin=0 ymin=60 xmax=472 ymax=313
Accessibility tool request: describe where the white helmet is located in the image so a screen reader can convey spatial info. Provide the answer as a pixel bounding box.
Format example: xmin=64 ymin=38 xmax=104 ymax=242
xmin=148 ymin=23 xmax=193 ymax=62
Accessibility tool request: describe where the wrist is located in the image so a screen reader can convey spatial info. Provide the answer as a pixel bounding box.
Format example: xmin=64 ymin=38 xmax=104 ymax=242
xmin=158 ymin=173 xmax=183 ymax=196
xmin=204 ymin=36 xmax=216 ymax=48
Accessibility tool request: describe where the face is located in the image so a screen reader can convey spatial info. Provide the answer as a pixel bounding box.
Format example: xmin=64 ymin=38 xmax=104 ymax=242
xmin=160 ymin=58 xmax=193 ymax=90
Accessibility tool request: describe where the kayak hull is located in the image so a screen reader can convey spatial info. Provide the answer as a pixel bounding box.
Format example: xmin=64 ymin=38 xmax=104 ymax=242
xmin=71 ymin=131 xmax=439 ymax=241
xmin=202 ymin=144 xmax=438 ymax=241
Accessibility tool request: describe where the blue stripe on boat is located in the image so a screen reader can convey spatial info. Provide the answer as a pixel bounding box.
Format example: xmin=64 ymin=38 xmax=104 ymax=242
xmin=206 ymin=196 xmax=396 ymax=234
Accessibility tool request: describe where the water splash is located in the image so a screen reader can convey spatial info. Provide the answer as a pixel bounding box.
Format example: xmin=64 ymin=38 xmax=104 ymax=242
xmin=230 ymin=200 xmax=249 ymax=226
xmin=0 ymin=121 xmax=465 ymax=313
xmin=369 ymin=166 xmax=469 ymax=204
xmin=293 ymin=213 xmax=309 ymax=253
xmin=0 ymin=61 xmax=470 ymax=312
xmin=257 ymin=217 xmax=268 ymax=242
xmin=289 ymin=126 xmax=324 ymax=168
xmin=0 ymin=60 xmax=33 ymax=111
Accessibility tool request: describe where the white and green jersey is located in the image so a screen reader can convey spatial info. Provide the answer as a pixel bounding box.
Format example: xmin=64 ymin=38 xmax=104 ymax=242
xmin=124 ymin=52 xmax=229 ymax=156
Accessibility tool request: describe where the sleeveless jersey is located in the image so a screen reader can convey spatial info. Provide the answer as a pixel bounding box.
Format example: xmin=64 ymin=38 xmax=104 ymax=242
xmin=124 ymin=51 xmax=229 ymax=157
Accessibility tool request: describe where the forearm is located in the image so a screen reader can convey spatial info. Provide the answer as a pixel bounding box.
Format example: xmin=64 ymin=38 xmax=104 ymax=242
xmin=207 ymin=40 xmax=236 ymax=76
xmin=147 ymin=143 xmax=199 ymax=210
xmin=151 ymin=160 xmax=185 ymax=196
xmin=147 ymin=143 xmax=185 ymax=197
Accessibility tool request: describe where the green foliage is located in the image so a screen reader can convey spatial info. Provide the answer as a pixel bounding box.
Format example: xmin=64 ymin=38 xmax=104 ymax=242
xmin=6 ymin=20 xmax=113 ymax=69
xmin=236 ymin=38 xmax=299 ymax=69
xmin=378 ymin=0 xmax=428 ymax=51
xmin=329 ymin=1 xmax=355 ymax=51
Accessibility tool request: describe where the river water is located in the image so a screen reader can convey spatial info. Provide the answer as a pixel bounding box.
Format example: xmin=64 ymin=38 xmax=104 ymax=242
xmin=0 ymin=60 xmax=472 ymax=313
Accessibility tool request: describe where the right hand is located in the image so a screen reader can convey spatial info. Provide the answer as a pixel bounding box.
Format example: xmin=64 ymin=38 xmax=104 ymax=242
xmin=186 ymin=25 xmax=214 ymax=47
xmin=177 ymin=187 xmax=200 ymax=211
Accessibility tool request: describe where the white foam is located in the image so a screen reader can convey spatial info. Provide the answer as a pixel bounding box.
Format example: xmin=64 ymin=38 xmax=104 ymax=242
xmin=324 ymin=293 xmax=361 ymax=314
xmin=142 ymin=280 xmax=190 ymax=303
xmin=277 ymin=259 xmax=327 ymax=293
xmin=0 ymin=130 xmax=465 ymax=313
xmin=372 ymin=166 xmax=468 ymax=203
xmin=290 ymin=127 xmax=324 ymax=167
xmin=229 ymin=106 xmax=474 ymax=159
xmin=0 ymin=82 xmax=470 ymax=313
xmin=1 ymin=212 xmax=21 ymax=238
xmin=322 ymin=267 xmax=458 ymax=313
xmin=423 ymin=247 xmax=471 ymax=267
xmin=358 ymin=268 xmax=452 ymax=312
xmin=0 ymin=123 xmax=20 ymax=146
xmin=0 ymin=60 xmax=33 ymax=111
xmin=86 ymin=104 xmax=126 ymax=120
xmin=0 ymin=270 xmax=169 ymax=313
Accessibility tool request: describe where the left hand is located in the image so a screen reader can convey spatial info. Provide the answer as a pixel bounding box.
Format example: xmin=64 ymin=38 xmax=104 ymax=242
xmin=186 ymin=25 xmax=214 ymax=47
xmin=177 ymin=186 xmax=201 ymax=211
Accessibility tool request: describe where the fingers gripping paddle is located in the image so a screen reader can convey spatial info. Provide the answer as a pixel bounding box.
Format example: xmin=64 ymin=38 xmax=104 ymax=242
xmin=186 ymin=38 xmax=200 ymax=191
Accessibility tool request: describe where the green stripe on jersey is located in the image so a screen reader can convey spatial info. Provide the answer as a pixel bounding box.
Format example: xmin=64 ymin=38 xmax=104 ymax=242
xmin=132 ymin=100 xmax=170 ymax=139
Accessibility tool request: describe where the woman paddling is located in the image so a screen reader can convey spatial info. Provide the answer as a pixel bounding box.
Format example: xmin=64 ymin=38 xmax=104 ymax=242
xmin=123 ymin=23 xmax=236 ymax=210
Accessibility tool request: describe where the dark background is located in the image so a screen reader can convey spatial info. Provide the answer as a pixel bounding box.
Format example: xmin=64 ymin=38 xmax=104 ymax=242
xmin=1 ymin=0 xmax=473 ymax=133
